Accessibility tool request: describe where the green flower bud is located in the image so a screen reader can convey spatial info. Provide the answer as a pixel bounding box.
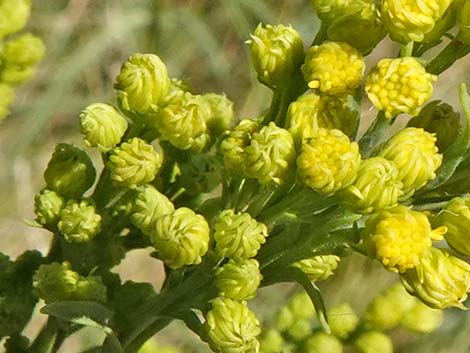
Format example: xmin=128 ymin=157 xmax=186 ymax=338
xmin=354 ymin=331 xmax=393 ymax=353
xmin=297 ymin=128 xmax=361 ymax=194
xmin=44 ymin=144 xmax=96 ymax=199
xmin=423 ymin=2 xmax=457 ymax=43
xmin=379 ymin=127 xmax=442 ymax=198
xmin=310 ymin=0 xmax=348 ymax=23
xmin=365 ymin=58 xmax=437 ymax=119
xmin=364 ymin=283 xmax=417 ymax=330
xmin=292 ymin=255 xmax=340 ymax=281
xmin=288 ymin=291 xmax=316 ymax=320
xmin=33 ymin=262 xmax=80 ymax=303
xmin=221 ymin=119 xmax=260 ymax=173
xmin=115 ymin=53 xmax=170 ymax=114
xmin=287 ymin=319 xmax=312 ymax=341
xmin=0 ymin=63 xmax=36 ymax=85
xmin=457 ymin=0 xmax=470 ymax=44
xmin=215 ymin=259 xmax=262 ymax=301
xmin=302 ymin=42 xmax=365 ymax=95
xmin=151 ymin=207 xmax=210 ymax=269
xmin=156 ymin=92 xmax=211 ymax=151
xmin=244 ymin=122 xmax=296 ymax=184
xmin=0 ymin=0 xmax=30 ymax=38
xmin=34 ymin=189 xmax=64 ymax=227
xmin=304 ymin=333 xmax=343 ymax=353
xmin=407 ymin=101 xmax=461 ymax=151
xmin=328 ymin=303 xmax=359 ymax=339
xmin=276 ymin=306 xmax=295 ymax=332
xmin=381 ymin=0 xmax=452 ymax=42
xmin=341 ymin=157 xmax=403 ymax=214
xmin=204 ymin=298 xmax=261 ymax=353
xmin=74 ymin=275 xmax=107 ymax=302
xmin=400 ymin=247 xmax=470 ymax=309
xmin=0 ymin=83 xmax=15 ymax=120
xmin=213 ymin=209 xmax=268 ymax=260
xmin=364 ymin=206 xmax=445 ymax=273
xmin=401 ymin=301 xmax=443 ymax=333
xmin=203 ymin=93 xmax=234 ymax=135
xmin=436 ymin=196 xmax=470 ymax=256
xmin=2 ymin=33 xmax=45 ymax=67
xmin=163 ymin=77 xmax=190 ymax=102
xmin=58 ymin=200 xmax=101 ymax=243
xmin=247 ymin=23 xmax=304 ymax=89
xmin=131 ymin=185 xmax=174 ymax=236
xmin=79 ymin=103 xmax=128 ymax=150
xmin=260 ymin=329 xmax=284 ymax=353
xmin=108 ymin=137 xmax=162 ymax=187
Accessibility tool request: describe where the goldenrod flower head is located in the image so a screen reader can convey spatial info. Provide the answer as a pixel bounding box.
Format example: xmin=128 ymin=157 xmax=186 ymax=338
xmin=0 ymin=84 xmax=14 ymax=120
xmin=381 ymin=0 xmax=452 ymax=42
xmin=0 ymin=0 xmax=30 ymax=38
xmin=364 ymin=283 xmax=417 ymax=330
xmin=115 ymin=53 xmax=170 ymax=114
xmin=151 ymin=207 xmax=209 ymax=269
xmin=44 ymin=144 xmax=96 ymax=199
xmin=354 ymin=331 xmax=393 ymax=353
xmin=288 ymin=291 xmax=316 ymax=320
xmin=79 ymin=103 xmax=128 ymax=150
xmin=342 ymin=157 xmax=403 ymax=214
xmin=297 ymin=128 xmax=361 ymax=194
xmin=379 ymin=127 xmax=442 ymax=197
xmin=34 ymin=189 xmax=64 ymax=228
xmin=436 ymin=196 xmax=470 ymax=256
xmin=215 ymin=259 xmax=262 ymax=301
xmin=401 ymin=301 xmax=443 ymax=333
xmin=221 ymin=119 xmax=260 ymax=172
xmin=204 ymin=298 xmax=261 ymax=353
xmin=244 ymin=122 xmax=296 ymax=184
xmin=108 ymin=137 xmax=162 ymax=187
xmin=260 ymin=329 xmax=284 ymax=353
xmin=400 ymin=247 xmax=470 ymax=309
xmin=131 ymin=185 xmax=175 ymax=237
xmin=365 ymin=58 xmax=437 ymax=119
xmin=423 ymin=2 xmax=458 ymax=43
xmin=302 ymin=42 xmax=365 ymax=95
xmin=247 ymin=23 xmax=304 ymax=89
xmin=365 ymin=206 xmax=445 ymax=273
xmin=291 ymin=255 xmax=340 ymax=281
xmin=58 ymin=200 xmax=101 ymax=243
xmin=213 ymin=209 xmax=268 ymax=260
xmin=305 ymin=333 xmax=344 ymax=353
xmin=328 ymin=303 xmax=359 ymax=339
xmin=408 ymin=101 xmax=461 ymax=151
xmin=2 ymin=33 xmax=45 ymax=67
xmin=156 ymin=92 xmax=211 ymax=151
xmin=203 ymin=93 xmax=234 ymax=135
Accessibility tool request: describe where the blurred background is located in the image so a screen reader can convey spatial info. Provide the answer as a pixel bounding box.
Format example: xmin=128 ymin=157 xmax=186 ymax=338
xmin=0 ymin=0 xmax=470 ymax=352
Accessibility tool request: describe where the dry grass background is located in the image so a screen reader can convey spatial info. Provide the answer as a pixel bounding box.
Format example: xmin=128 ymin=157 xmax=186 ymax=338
xmin=0 ymin=0 xmax=470 ymax=352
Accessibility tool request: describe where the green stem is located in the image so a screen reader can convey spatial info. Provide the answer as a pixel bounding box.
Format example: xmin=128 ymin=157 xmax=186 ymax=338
xmin=400 ymin=41 xmax=414 ymax=57
xmin=29 ymin=318 xmax=60 ymax=353
xmin=262 ymin=89 xmax=282 ymax=125
xmin=358 ymin=112 xmax=391 ymax=157
xmin=426 ymin=38 xmax=470 ymax=75
xmin=124 ymin=318 xmax=172 ymax=353
xmin=312 ymin=22 xmax=328 ymax=46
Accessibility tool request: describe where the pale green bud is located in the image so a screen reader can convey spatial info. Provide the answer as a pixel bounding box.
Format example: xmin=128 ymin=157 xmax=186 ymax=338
xmin=131 ymin=185 xmax=174 ymax=236
xmin=304 ymin=333 xmax=343 ymax=353
xmin=115 ymin=53 xmax=170 ymax=114
xmin=354 ymin=331 xmax=393 ymax=353
xmin=423 ymin=2 xmax=457 ymax=43
xmin=0 ymin=64 xmax=36 ymax=85
xmin=288 ymin=291 xmax=316 ymax=320
xmin=79 ymin=103 xmax=128 ymax=150
xmin=302 ymin=42 xmax=365 ymax=95
xmin=2 ymin=33 xmax=45 ymax=67
xmin=0 ymin=83 xmax=14 ymax=120
xmin=341 ymin=157 xmax=403 ymax=214
xmin=379 ymin=127 xmax=442 ymax=198
xmin=34 ymin=189 xmax=64 ymax=228
xmin=260 ymin=329 xmax=284 ymax=353
xmin=151 ymin=207 xmax=210 ymax=269
xmin=276 ymin=306 xmax=295 ymax=332
xmin=244 ymin=122 xmax=296 ymax=184
xmin=328 ymin=303 xmax=359 ymax=339
xmin=215 ymin=259 xmax=262 ymax=301
xmin=287 ymin=319 xmax=312 ymax=341
xmin=401 ymin=301 xmax=443 ymax=333
xmin=108 ymin=138 xmax=162 ymax=187
xmin=156 ymin=92 xmax=211 ymax=151
xmin=203 ymin=93 xmax=234 ymax=135
xmin=74 ymin=275 xmax=107 ymax=302
xmin=292 ymin=255 xmax=340 ymax=281
xmin=247 ymin=23 xmax=304 ymax=89
xmin=400 ymin=247 xmax=470 ymax=309
xmin=0 ymin=0 xmax=30 ymax=38
xmin=297 ymin=128 xmax=361 ymax=194
xmin=33 ymin=262 xmax=79 ymax=303
xmin=44 ymin=144 xmax=96 ymax=199
xmin=204 ymin=298 xmax=261 ymax=353
xmin=163 ymin=78 xmax=190 ymax=102
xmin=408 ymin=101 xmax=461 ymax=151
xmin=436 ymin=196 xmax=470 ymax=256
xmin=213 ymin=209 xmax=268 ymax=260
xmin=310 ymin=0 xmax=348 ymax=22
xmin=58 ymin=200 xmax=101 ymax=243
xmin=221 ymin=119 xmax=260 ymax=173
